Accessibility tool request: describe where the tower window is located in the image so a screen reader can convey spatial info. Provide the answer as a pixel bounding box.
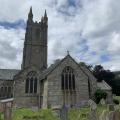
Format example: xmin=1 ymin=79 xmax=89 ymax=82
xmin=61 ymin=66 xmax=75 ymax=90
xmin=25 ymin=71 xmax=38 ymax=93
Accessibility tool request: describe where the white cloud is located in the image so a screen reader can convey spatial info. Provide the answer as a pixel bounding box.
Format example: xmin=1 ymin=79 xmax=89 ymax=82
xmin=0 ymin=26 xmax=24 ymax=69
xmin=0 ymin=0 xmax=119 ymax=71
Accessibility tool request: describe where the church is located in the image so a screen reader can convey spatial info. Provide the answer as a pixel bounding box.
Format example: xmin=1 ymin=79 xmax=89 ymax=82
xmin=0 ymin=8 xmax=112 ymax=108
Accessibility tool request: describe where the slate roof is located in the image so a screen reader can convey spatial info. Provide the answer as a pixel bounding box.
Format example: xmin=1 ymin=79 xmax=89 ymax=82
xmin=39 ymin=54 xmax=95 ymax=80
xmin=0 ymin=69 xmax=20 ymax=80
xmin=97 ymin=80 xmax=112 ymax=91
xmin=40 ymin=59 xmax=62 ymax=79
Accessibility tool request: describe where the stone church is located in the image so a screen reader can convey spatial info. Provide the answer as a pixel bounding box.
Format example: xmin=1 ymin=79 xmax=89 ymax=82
xmin=0 ymin=8 xmax=112 ymax=108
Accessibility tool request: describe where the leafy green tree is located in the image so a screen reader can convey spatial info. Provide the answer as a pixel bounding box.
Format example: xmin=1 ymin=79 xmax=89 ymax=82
xmin=93 ymin=65 xmax=115 ymax=83
xmin=94 ymin=89 xmax=107 ymax=104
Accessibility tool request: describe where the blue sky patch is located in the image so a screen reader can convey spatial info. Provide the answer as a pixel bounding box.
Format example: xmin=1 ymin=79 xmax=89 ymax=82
xmin=68 ymin=0 xmax=76 ymax=7
xmin=100 ymin=55 xmax=110 ymax=62
xmin=0 ymin=20 xmax=25 ymax=29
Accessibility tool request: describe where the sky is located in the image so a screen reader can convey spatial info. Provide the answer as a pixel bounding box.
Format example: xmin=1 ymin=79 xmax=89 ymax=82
xmin=0 ymin=0 xmax=120 ymax=71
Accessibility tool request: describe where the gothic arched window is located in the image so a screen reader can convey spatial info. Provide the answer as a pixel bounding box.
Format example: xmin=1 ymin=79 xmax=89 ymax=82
xmin=61 ymin=66 xmax=75 ymax=90
xmin=25 ymin=71 xmax=38 ymax=93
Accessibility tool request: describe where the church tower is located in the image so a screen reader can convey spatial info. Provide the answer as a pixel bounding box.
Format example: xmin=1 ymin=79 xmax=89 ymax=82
xmin=22 ymin=7 xmax=48 ymax=70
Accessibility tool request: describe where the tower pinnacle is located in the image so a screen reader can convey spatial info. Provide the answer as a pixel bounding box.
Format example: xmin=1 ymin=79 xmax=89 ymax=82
xmin=44 ymin=9 xmax=47 ymax=17
xmin=28 ymin=7 xmax=33 ymax=23
xmin=43 ymin=9 xmax=48 ymax=24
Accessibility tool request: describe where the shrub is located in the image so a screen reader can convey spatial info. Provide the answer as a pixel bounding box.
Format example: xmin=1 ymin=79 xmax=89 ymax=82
xmin=113 ymin=99 xmax=119 ymax=105
xmin=94 ymin=89 xmax=107 ymax=104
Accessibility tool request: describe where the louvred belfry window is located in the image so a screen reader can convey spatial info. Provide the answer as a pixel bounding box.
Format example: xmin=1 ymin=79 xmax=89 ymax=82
xmin=61 ymin=66 xmax=75 ymax=90
xmin=25 ymin=71 xmax=37 ymax=93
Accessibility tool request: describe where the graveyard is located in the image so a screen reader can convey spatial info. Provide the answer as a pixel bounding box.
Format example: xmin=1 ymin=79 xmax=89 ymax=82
xmin=0 ymin=97 xmax=120 ymax=120
xmin=0 ymin=106 xmax=107 ymax=120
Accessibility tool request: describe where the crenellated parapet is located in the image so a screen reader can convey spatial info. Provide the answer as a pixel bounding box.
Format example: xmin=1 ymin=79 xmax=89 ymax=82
xmin=27 ymin=7 xmax=48 ymax=27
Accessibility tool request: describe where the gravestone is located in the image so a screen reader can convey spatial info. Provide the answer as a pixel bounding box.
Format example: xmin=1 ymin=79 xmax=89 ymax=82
xmin=88 ymin=99 xmax=97 ymax=111
xmin=99 ymin=110 xmax=114 ymax=120
xmin=88 ymin=99 xmax=98 ymax=120
xmin=60 ymin=105 xmax=68 ymax=120
xmin=100 ymin=111 xmax=120 ymax=120
xmin=52 ymin=106 xmax=61 ymax=118
xmin=107 ymin=104 xmax=114 ymax=111
xmin=99 ymin=110 xmax=108 ymax=120
xmin=31 ymin=106 xmax=38 ymax=112
xmin=87 ymin=110 xmax=99 ymax=120
xmin=100 ymin=99 xmax=106 ymax=106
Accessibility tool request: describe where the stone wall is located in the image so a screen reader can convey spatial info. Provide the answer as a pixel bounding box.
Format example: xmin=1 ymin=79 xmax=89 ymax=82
xmin=0 ymin=80 xmax=13 ymax=99
xmin=43 ymin=56 xmax=91 ymax=108
xmin=14 ymin=67 xmax=41 ymax=107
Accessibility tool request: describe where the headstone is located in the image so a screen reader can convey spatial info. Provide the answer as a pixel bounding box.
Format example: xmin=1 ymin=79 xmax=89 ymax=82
xmin=88 ymin=99 xmax=98 ymax=120
xmin=100 ymin=99 xmax=106 ymax=106
xmin=87 ymin=110 xmax=99 ymax=120
xmin=88 ymin=99 xmax=97 ymax=111
xmin=52 ymin=106 xmax=61 ymax=118
xmin=99 ymin=110 xmax=108 ymax=120
xmin=100 ymin=111 xmax=120 ymax=120
xmin=60 ymin=105 xmax=68 ymax=120
xmin=31 ymin=106 xmax=38 ymax=112
xmin=107 ymin=104 xmax=114 ymax=111
xmin=108 ymin=111 xmax=115 ymax=120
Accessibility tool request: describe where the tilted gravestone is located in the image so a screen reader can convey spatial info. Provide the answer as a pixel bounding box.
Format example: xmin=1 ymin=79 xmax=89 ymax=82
xmin=88 ymin=99 xmax=97 ymax=111
xmin=88 ymin=99 xmax=99 ymax=120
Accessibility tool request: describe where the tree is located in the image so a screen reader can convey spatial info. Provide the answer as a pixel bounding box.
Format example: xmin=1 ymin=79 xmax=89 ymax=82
xmin=93 ymin=65 xmax=115 ymax=83
xmin=94 ymin=89 xmax=107 ymax=104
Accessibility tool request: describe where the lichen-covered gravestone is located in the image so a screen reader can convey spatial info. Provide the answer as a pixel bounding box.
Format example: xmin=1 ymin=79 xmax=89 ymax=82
xmin=88 ymin=99 xmax=97 ymax=111
xmin=88 ymin=99 xmax=99 ymax=120
xmin=107 ymin=104 xmax=114 ymax=111
xmin=100 ymin=99 xmax=106 ymax=106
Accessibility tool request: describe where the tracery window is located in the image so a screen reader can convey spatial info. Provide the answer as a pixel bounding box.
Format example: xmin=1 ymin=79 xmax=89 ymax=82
xmin=25 ymin=71 xmax=37 ymax=93
xmin=61 ymin=66 xmax=75 ymax=90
